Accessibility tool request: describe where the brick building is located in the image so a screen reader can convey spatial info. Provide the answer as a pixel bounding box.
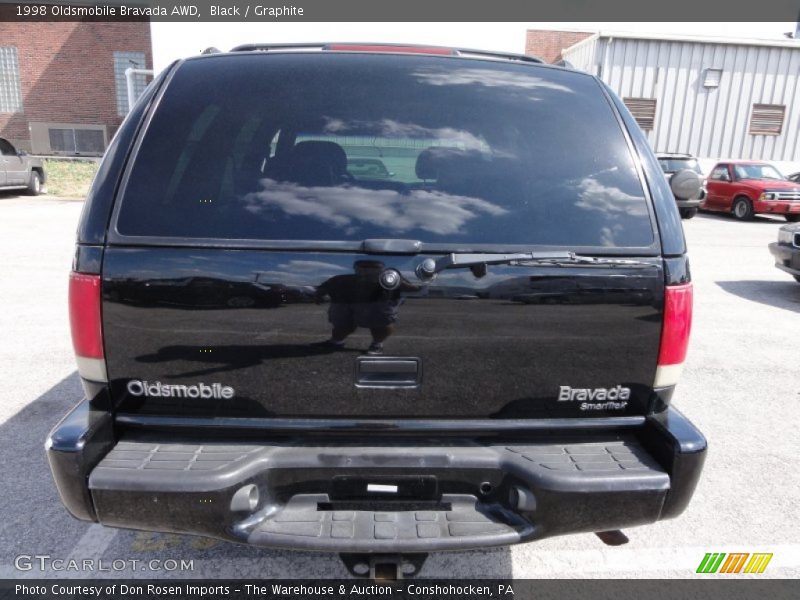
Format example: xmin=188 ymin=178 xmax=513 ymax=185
xmin=0 ymin=21 xmax=152 ymax=155
xmin=525 ymin=29 xmax=592 ymax=64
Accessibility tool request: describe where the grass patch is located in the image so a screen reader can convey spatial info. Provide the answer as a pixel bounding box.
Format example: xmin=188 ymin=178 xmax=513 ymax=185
xmin=43 ymin=159 xmax=100 ymax=198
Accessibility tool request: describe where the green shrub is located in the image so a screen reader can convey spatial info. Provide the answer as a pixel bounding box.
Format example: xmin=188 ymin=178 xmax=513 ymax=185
xmin=42 ymin=159 xmax=100 ymax=198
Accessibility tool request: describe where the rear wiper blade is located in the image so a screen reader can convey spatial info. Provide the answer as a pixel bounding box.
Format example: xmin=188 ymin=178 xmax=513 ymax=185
xmin=516 ymin=254 xmax=653 ymax=268
xmin=415 ymin=251 xmax=651 ymax=280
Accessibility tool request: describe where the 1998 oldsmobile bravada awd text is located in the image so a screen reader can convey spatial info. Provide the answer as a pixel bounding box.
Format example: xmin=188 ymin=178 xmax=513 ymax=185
xmin=48 ymin=43 xmax=706 ymax=577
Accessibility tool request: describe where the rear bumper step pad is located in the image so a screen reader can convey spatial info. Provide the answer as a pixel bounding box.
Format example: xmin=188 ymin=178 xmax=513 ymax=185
xmin=249 ymin=494 xmax=531 ymax=552
xmin=87 ymin=437 xmax=674 ymax=550
xmin=89 ymin=439 xmax=668 ymax=492
xmin=44 ymin=406 xmax=705 ymax=550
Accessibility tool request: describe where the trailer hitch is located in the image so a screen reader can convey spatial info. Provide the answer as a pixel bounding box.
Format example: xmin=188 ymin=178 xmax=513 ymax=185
xmin=340 ymin=553 xmax=428 ymax=580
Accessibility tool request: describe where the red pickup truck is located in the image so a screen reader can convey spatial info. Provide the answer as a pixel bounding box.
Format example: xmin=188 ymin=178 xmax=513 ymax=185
xmin=702 ymin=161 xmax=800 ymax=221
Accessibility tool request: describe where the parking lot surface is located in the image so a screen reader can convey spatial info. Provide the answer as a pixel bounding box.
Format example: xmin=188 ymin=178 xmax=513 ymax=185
xmin=0 ymin=195 xmax=798 ymax=578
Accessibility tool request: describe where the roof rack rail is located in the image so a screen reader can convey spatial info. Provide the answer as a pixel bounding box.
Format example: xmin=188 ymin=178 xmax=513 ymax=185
xmin=453 ymin=47 xmax=543 ymax=64
xmin=228 ymin=42 xmax=543 ymax=64
xmin=231 ymin=43 xmax=327 ymax=53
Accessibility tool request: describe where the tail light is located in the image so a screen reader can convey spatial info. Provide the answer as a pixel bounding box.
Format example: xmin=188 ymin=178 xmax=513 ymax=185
xmin=654 ymin=283 xmax=693 ymax=388
xmin=68 ymin=272 xmax=106 ymax=382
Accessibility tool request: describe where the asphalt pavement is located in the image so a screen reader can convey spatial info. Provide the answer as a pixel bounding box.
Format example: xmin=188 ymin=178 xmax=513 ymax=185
xmin=0 ymin=195 xmax=798 ymax=578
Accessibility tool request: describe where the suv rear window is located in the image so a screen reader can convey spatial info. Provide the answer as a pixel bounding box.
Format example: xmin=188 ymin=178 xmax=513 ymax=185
xmin=658 ymin=157 xmax=702 ymax=175
xmin=117 ymin=54 xmax=653 ymax=248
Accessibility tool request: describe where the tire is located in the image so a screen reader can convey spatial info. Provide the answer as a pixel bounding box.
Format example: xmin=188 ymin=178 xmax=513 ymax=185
xmin=795 ymin=276 xmax=800 ymax=283
xmin=679 ymin=208 xmax=698 ymax=219
xmin=784 ymin=214 xmax=800 ymax=223
xmin=25 ymin=171 xmax=42 ymax=196
xmin=732 ymin=197 xmax=754 ymax=221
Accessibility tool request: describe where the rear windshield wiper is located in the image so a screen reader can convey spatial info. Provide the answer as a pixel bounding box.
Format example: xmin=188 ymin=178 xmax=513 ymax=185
xmin=415 ymin=251 xmax=652 ymax=280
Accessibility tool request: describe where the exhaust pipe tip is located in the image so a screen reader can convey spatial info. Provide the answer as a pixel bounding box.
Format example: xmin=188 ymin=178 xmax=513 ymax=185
xmin=230 ymin=484 xmax=259 ymax=512
xmin=510 ymin=485 xmax=537 ymax=512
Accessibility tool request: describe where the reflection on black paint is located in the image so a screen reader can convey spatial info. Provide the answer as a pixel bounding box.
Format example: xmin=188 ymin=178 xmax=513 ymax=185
xmin=104 ymin=248 xmax=664 ymax=419
xmin=136 ymin=343 xmax=360 ymax=377
xmin=314 ymin=260 xmax=421 ymax=354
xmin=110 ymin=276 xmax=287 ymax=309
xmin=485 ymin=275 xmax=654 ymax=306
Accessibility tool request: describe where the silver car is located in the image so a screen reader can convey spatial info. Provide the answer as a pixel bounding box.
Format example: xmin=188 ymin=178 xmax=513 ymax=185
xmin=656 ymin=152 xmax=705 ymax=219
xmin=0 ymin=137 xmax=46 ymax=195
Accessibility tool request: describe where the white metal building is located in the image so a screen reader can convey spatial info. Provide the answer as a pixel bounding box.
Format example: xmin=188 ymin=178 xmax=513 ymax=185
xmin=559 ymin=32 xmax=800 ymax=171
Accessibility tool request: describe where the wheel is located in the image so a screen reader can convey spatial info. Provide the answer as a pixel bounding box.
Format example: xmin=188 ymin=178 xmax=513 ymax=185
xmin=25 ymin=171 xmax=42 ymax=196
xmin=795 ymin=276 xmax=800 ymax=283
xmin=732 ymin=197 xmax=754 ymax=221
xmin=679 ymin=208 xmax=698 ymax=219
xmin=784 ymin=214 xmax=800 ymax=223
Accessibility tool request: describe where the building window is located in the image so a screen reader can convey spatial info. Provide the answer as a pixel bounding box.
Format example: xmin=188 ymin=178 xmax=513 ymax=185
xmin=623 ymin=97 xmax=657 ymax=130
xmin=749 ymin=104 xmax=785 ymax=135
xmin=0 ymin=46 xmax=23 ymax=113
xmin=703 ymin=68 xmax=722 ymax=88
xmin=114 ymin=51 xmax=147 ymax=116
xmin=48 ymin=127 xmax=105 ymax=155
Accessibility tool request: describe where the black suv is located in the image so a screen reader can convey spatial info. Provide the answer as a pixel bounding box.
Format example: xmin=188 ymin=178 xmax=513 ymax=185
xmin=49 ymin=44 xmax=705 ymax=576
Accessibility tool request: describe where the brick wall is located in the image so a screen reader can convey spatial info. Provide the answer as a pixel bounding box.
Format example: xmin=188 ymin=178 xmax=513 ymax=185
xmin=525 ymin=29 xmax=593 ymax=64
xmin=0 ymin=21 xmax=152 ymax=151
